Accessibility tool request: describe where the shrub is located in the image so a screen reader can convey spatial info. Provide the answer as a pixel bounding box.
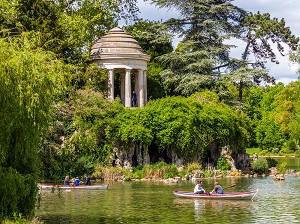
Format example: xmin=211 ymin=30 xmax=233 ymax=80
xmin=130 ymin=167 xmax=141 ymax=179
xmin=163 ymin=164 xmax=178 ymax=179
xmin=271 ymin=148 xmax=280 ymax=154
xmin=186 ymin=162 xmax=202 ymax=172
xmin=277 ymin=162 xmax=287 ymax=174
xmin=202 ymin=169 xmax=214 ymax=178
xmin=251 ymin=158 xmax=269 ymax=174
xmin=295 ymin=150 xmax=300 ymax=157
xmin=265 ymin=157 xmax=278 ymax=168
xmin=140 ymin=162 xmax=178 ymax=179
xmin=259 ymin=150 xmax=270 ymax=156
xmin=178 ymin=169 xmax=188 ymax=177
xmin=287 ymin=140 xmax=297 ymax=151
xmin=279 ymin=147 xmax=294 ymax=155
xmin=216 ymin=156 xmax=231 ymax=171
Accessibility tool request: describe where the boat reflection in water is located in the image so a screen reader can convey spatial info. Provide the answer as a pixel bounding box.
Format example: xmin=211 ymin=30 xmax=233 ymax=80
xmin=173 ymin=197 xmax=259 ymax=221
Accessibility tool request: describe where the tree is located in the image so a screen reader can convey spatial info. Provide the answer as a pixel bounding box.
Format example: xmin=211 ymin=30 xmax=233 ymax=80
xmin=232 ymin=12 xmax=299 ymax=101
xmin=125 ymin=20 xmax=174 ymax=99
xmin=1 ymin=0 xmax=140 ymax=64
xmin=148 ymin=0 xmax=246 ymax=96
xmin=0 ymin=32 xmax=67 ymax=219
xmin=125 ymin=20 xmax=173 ymax=59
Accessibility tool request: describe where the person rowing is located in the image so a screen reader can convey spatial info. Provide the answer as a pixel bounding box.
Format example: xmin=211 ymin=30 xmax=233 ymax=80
xmin=64 ymin=176 xmax=71 ymax=186
xmin=194 ymin=180 xmax=206 ymax=194
xmin=210 ymin=181 xmax=223 ymax=194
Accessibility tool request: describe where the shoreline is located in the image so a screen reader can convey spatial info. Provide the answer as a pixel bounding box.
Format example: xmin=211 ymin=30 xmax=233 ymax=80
xmin=250 ymin=155 xmax=299 ymax=158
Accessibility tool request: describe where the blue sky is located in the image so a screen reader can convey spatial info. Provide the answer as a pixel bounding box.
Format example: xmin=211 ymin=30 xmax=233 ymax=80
xmin=135 ymin=0 xmax=300 ymax=84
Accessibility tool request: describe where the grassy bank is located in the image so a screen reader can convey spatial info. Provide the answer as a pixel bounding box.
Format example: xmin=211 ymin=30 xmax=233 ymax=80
xmin=246 ymin=148 xmax=300 ymax=157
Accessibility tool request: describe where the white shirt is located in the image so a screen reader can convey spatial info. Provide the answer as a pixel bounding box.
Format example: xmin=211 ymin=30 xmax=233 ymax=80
xmin=194 ymin=184 xmax=203 ymax=193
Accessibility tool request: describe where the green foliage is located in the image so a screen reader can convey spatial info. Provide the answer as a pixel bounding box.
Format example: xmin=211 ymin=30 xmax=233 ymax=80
xmin=216 ymin=156 xmax=231 ymax=171
xmin=125 ymin=20 xmax=173 ymax=59
xmin=277 ymin=162 xmax=287 ymax=175
xmin=125 ymin=21 xmax=173 ymax=100
xmin=1 ymin=0 xmax=139 ymax=64
xmin=147 ymin=94 xmax=248 ymax=156
xmin=0 ymin=168 xmax=37 ymax=220
xmin=248 ymin=81 xmax=300 ymax=153
xmin=146 ymin=61 xmax=167 ymax=99
xmin=85 ymin=64 xmax=108 ymax=93
xmin=0 ymin=32 xmax=67 ymax=219
xmin=230 ymin=12 xmax=299 ymax=101
xmin=186 ymin=162 xmax=202 ymax=172
xmin=39 ymin=88 xmax=122 ymax=181
xmin=135 ymin=162 xmax=178 ymax=179
xmin=201 ymin=169 xmax=214 ymax=178
xmin=251 ymin=158 xmax=269 ymax=174
xmin=255 ymin=118 xmax=284 ymax=150
xmin=259 ymin=150 xmax=271 ymax=156
xmin=93 ymin=162 xmax=179 ymax=180
xmin=265 ymin=157 xmax=278 ymax=168
xmin=287 ymin=139 xmax=297 ymax=151
xmin=246 ymin=148 xmax=261 ymax=155
xmin=150 ymin=0 xmax=246 ymax=96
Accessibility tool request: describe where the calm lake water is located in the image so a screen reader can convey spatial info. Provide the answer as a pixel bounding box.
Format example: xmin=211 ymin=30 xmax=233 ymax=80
xmin=36 ymin=158 xmax=300 ymax=224
xmin=274 ymin=157 xmax=300 ymax=171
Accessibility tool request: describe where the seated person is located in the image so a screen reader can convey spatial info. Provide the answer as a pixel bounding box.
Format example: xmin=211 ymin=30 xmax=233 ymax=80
xmin=194 ymin=180 xmax=206 ymax=194
xmin=210 ymin=181 xmax=223 ymax=194
xmin=74 ymin=176 xmax=80 ymax=186
xmin=85 ymin=174 xmax=91 ymax=185
xmin=64 ymin=176 xmax=71 ymax=186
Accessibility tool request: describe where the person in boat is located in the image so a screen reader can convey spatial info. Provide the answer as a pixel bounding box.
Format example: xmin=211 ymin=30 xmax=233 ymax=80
xmin=210 ymin=181 xmax=223 ymax=194
xmin=74 ymin=176 xmax=81 ymax=186
xmin=64 ymin=176 xmax=71 ymax=186
xmin=194 ymin=180 xmax=206 ymax=194
xmin=85 ymin=174 xmax=91 ymax=185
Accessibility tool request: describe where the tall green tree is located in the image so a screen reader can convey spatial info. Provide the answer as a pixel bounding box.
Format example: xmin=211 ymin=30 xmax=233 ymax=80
xmin=125 ymin=20 xmax=174 ymax=99
xmin=231 ymin=12 xmax=299 ymax=101
xmin=149 ymin=0 xmax=246 ymax=96
xmin=0 ymin=32 xmax=67 ymax=219
xmin=1 ymin=0 xmax=139 ymax=64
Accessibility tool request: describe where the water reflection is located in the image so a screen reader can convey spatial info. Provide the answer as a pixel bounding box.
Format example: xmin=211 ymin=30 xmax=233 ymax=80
xmin=173 ymin=197 xmax=258 ymax=222
xmin=36 ymin=177 xmax=300 ymax=224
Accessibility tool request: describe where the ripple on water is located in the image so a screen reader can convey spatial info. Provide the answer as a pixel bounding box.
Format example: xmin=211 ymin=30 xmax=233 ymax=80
xmin=36 ymin=177 xmax=300 ymax=224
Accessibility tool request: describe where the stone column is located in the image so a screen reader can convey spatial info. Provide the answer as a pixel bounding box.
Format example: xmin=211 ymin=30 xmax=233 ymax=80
xmin=108 ymin=69 xmax=114 ymax=101
xmin=134 ymin=73 xmax=139 ymax=107
xmin=125 ymin=69 xmax=132 ymax=107
xmin=143 ymin=70 xmax=147 ymax=105
xmin=120 ymin=72 xmax=125 ymax=105
xmin=138 ymin=70 xmax=144 ymax=107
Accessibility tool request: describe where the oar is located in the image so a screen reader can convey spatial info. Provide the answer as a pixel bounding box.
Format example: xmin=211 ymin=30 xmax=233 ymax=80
xmin=208 ymin=184 xmax=236 ymax=195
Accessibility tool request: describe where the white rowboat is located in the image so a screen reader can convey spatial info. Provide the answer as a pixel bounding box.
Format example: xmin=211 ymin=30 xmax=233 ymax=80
xmin=38 ymin=183 xmax=108 ymax=190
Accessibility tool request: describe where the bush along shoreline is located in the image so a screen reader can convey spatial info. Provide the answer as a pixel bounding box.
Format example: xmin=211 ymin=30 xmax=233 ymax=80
xmin=90 ymin=160 xmax=290 ymax=183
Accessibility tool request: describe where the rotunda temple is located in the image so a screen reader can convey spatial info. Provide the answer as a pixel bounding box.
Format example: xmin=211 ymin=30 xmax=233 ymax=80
xmin=90 ymin=27 xmax=150 ymax=107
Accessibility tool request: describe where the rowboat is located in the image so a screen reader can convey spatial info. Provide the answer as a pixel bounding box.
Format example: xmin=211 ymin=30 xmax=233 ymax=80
xmin=38 ymin=183 xmax=109 ymax=190
xmin=173 ymin=189 xmax=258 ymax=200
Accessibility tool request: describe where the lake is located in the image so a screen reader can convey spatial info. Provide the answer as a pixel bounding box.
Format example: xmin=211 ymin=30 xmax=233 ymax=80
xmin=36 ymin=175 xmax=300 ymax=223
xmin=274 ymin=157 xmax=300 ymax=171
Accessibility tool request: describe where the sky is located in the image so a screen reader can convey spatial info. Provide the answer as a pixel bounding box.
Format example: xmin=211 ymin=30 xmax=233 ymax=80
xmin=135 ymin=0 xmax=300 ymax=85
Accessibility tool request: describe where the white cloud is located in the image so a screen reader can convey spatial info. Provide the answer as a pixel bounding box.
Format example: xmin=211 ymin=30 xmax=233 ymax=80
xmin=234 ymin=0 xmax=300 ymax=83
xmin=136 ymin=1 xmax=179 ymax=22
xmin=276 ymin=77 xmax=298 ymax=85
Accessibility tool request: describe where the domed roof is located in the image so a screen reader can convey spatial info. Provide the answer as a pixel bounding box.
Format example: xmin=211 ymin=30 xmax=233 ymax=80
xmin=90 ymin=27 xmax=150 ymax=61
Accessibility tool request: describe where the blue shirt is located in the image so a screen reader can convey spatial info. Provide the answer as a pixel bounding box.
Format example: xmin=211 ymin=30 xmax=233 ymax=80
xmin=214 ymin=185 xmax=223 ymax=194
xmin=74 ymin=179 xmax=80 ymax=186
